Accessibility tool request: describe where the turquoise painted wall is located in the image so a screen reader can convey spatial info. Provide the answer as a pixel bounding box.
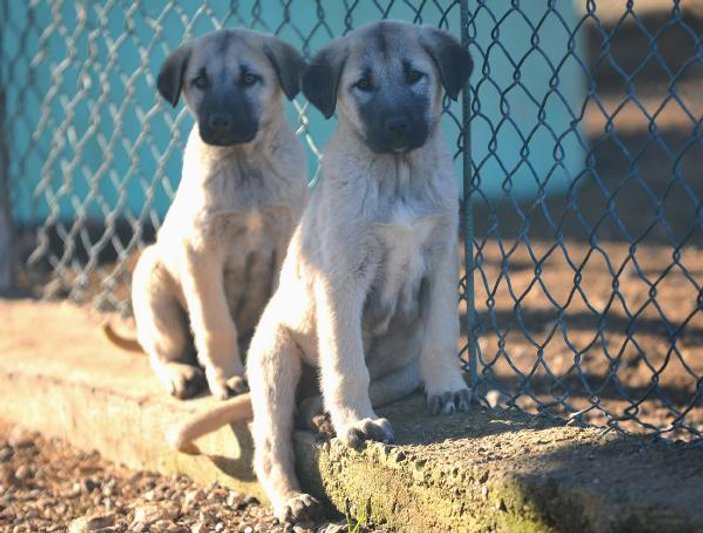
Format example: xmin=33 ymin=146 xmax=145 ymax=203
xmin=3 ymin=1 xmax=586 ymax=224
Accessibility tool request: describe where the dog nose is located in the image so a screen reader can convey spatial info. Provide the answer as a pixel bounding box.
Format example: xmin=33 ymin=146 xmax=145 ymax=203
xmin=385 ymin=117 xmax=409 ymax=136
xmin=208 ymin=112 xmax=231 ymax=133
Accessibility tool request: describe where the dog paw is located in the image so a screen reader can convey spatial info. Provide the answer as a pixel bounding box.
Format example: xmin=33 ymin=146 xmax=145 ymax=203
xmin=337 ymin=417 xmax=394 ymax=449
xmin=427 ymin=388 xmax=471 ymax=416
xmin=166 ymin=365 xmax=207 ymax=400
xmin=208 ymin=375 xmax=248 ymax=400
xmin=280 ymin=492 xmax=324 ymax=525
xmin=226 ymin=375 xmax=249 ymax=395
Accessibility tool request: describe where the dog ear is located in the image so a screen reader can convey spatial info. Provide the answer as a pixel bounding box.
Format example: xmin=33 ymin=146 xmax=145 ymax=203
xmin=264 ymin=38 xmax=306 ymax=101
xmin=157 ymin=43 xmax=191 ymax=107
xmin=419 ymin=27 xmax=472 ymax=101
xmin=302 ymin=43 xmax=347 ymax=119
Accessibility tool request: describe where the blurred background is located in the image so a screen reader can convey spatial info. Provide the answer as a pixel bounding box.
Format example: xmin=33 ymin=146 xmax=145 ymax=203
xmin=1 ymin=1 xmax=701 ymax=441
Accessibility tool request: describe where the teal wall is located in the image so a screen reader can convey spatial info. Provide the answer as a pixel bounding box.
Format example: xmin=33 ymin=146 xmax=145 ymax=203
xmin=3 ymin=1 xmax=586 ymax=224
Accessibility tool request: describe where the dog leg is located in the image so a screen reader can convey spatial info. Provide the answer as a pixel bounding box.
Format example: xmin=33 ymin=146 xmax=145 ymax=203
xmin=132 ymin=246 xmax=206 ymax=399
xmin=181 ymin=251 xmax=246 ymax=399
xmin=420 ymin=245 xmax=471 ymax=415
xmin=249 ymin=307 xmax=323 ymax=524
xmin=314 ymin=277 xmax=394 ymax=448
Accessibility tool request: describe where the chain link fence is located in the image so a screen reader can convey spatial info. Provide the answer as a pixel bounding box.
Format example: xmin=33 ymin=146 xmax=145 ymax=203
xmin=1 ymin=1 xmax=702 ymax=442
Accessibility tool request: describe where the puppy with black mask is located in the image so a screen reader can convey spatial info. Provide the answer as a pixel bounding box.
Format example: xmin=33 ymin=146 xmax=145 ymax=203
xmin=105 ymin=29 xmax=307 ymax=401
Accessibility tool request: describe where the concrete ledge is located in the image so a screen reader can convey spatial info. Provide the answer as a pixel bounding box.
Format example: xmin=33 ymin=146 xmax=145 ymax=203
xmin=2 ymin=299 xmax=703 ymax=532
xmin=0 ymin=299 xmax=262 ymax=500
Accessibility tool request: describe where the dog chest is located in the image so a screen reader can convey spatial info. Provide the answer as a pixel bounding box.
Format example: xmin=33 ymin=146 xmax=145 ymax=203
xmin=364 ymin=208 xmax=438 ymax=335
xmin=218 ymin=210 xmax=280 ymax=332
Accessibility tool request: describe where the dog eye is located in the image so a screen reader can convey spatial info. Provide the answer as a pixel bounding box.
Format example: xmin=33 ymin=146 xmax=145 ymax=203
xmin=354 ymin=78 xmax=374 ymax=92
xmin=406 ymin=69 xmax=425 ymax=84
xmin=240 ymin=72 xmax=260 ymax=87
xmin=192 ymin=73 xmax=209 ymax=90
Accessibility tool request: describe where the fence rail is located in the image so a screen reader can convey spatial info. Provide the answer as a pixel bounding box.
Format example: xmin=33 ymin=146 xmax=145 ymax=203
xmin=2 ymin=0 xmax=702 ymax=442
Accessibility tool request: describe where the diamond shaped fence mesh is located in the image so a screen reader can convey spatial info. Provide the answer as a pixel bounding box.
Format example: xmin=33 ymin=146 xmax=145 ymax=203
xmin=1 ymin=1 xmax=702 ymax=442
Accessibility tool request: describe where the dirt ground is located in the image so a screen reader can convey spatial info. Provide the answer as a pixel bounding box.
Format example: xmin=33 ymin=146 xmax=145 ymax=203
xmin=0 ymin=423 xmax=381 ymax=533
xmin=459 ymin=7 xmax=703 ymax=441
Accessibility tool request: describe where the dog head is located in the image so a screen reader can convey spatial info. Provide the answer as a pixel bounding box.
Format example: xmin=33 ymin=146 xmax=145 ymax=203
xmin=157 ymin=29 xmax=305 ymax=146
xmin=302 ymin=20 xmax=472 ymax=154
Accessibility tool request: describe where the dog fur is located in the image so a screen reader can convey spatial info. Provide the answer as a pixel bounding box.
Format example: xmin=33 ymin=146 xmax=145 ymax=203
xmin=247 ymin=21 xmax=473 ymax=522
xmin=123 ymin=29 xmax=307 ymax=400
xmin=165 ymin=21 xmax=472 ymax=524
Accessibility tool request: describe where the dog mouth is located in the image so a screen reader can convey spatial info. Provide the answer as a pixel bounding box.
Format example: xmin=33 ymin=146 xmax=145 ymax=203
xmin=199 ymin=127 xmax=258 ymax=146
xmin=370 ymin=137 xmax=426 ymax=154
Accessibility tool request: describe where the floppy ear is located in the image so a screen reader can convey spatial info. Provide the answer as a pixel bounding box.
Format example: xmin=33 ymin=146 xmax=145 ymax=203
xmin=264 ymin=38 xmax=306 ymax=100
xmin=157 ymin=43 xmax=191 ymax=107
xmin=419 ymin=27 xmax=473 ymax=101
xmin=302 ymin=43 xmax=347 ymax=119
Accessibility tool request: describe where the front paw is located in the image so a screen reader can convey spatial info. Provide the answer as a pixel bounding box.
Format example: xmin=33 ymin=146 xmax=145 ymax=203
xmin=336 ymin=417 xmax=394 ymax=449
xmin=208 ymin=373 xmax=249 ymax=400
xmin=278 ymin=492 xmax=324 ymax=525
xmin=162 ymin=364 xmax=207 ymax=400
xmin=427 ymin=388 xmax=471 ymax=416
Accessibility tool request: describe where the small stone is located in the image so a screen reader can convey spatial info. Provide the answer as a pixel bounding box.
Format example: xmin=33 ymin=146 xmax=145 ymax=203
xmin=0 ymin=447 xmax=13 ymax=463
xmin=68 ymin=512 xmax=115 ymax=532
xmin=14 ymin=465 xmax=32 ymax=481
xmin=214 ymin=523 xmax=224 ymax=532
xmin=143 ymin=489 xmax=156 ymax=501
xmin=152 ymin=519 xmax=184 ymax=532
xmin=183 ymin=489 xmax=205 ymax=512
xmin=190 ymin=520 xmax=205 ymax=533
xmin=134 ymin=501 xmax=180 ymax=525
xmin=225 ymin=490 xmax=239 ymax=508
xmin=0 ymin=494 xmax=16 ymax=506
xmin=81 ymin=477 xmax=100 ymax=494
xmin=102 ymin=485 xmax=115 ymax=497
xmin=243 ymin=527 xmax=254 ymax=533
xmin=128 ymin=522 xmax=147 ymax=533
xmin=0 ymin=465 xmax=15 ymax=485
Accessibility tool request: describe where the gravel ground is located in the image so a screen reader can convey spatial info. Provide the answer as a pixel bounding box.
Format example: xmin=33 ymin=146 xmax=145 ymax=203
xmin=0 ymin=424 xmax=380 ymax=533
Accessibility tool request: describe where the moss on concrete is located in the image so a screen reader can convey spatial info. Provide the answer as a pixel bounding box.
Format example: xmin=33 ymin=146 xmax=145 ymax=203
xmin=295 ymin=395 xmax=703 ymax=532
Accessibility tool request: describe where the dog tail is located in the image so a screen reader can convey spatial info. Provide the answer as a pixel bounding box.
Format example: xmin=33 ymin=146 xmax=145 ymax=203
xmin=166 ymin=393 xmax=254 ymax=455
xmin=102 ymin=322 xmax=143 ymax=353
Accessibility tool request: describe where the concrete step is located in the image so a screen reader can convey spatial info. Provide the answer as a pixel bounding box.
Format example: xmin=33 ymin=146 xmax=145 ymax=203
xmin=2 ymin=298 xmax=703 ymax=532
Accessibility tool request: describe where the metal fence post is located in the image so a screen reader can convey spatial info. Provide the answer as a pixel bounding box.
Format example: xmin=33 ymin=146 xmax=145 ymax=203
xmin=0 ymin=0 xmax=13 ymax=293
xmin=460 ymin=0 xmax=478 ymax=389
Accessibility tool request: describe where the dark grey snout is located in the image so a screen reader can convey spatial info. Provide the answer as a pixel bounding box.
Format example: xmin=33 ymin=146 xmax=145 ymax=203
xmin=357 ymin=83 xmax=430 ymax=154
xmin=207 ymin=112 xmax=232 ymax=134
xmin=386 ymin=117 xmax=409 ymax=136
xmin=363 ymin=105 xmax=429 ymax=154
xmin=381 ymin=116 xmax=416 ymax=152
xmin=198 ymin=90 xmax=258 ymax=146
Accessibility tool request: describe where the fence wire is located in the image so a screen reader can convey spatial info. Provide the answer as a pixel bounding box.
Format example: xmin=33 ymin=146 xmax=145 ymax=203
xmin=1 ymin=1 xmax=702 ymax=442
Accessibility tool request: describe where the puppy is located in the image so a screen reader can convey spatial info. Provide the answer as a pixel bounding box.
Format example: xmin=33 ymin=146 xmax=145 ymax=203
xmin=246 ymin=21 xmax=473 ymax=521
xmin=124 ymin=29 xmax=307 ymax=400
